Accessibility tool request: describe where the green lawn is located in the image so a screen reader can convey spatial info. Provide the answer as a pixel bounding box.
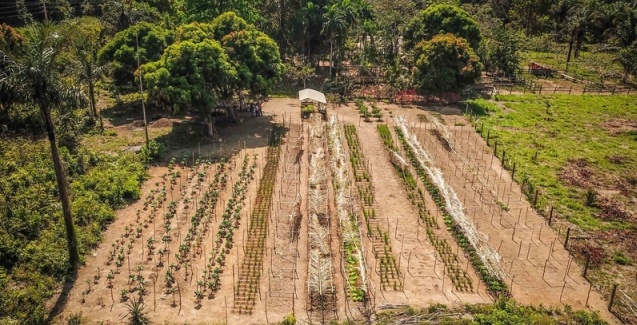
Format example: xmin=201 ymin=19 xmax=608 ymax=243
xmin=468 ymin=95 xmax=637 ymax=231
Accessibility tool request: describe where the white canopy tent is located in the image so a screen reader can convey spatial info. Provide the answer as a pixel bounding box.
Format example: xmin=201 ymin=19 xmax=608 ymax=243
xmin=298 ymin=88 xmax=326 ymax=104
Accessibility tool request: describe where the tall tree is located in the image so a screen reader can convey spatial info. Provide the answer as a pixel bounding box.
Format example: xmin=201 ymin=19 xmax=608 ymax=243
xmin=0 ymin=22 xmax=84 ymax=268
xmin=482 ymin=26 xmax=522 ymax=76
xmin=412 ymin=33 xmax=481 ymax=93
xmin=221 ymin=29 xmax=285 ymax=99
xmin=404 ymin=4 xmax=482 ymax=52
xmin=510 ymin=0 xmax=552 ymax=36
xmin=98 ymin=22 xmax=174 ymax=91
xmin=142 ymin=27 xmax=237 ymax=136
xmin=185 ymin=0 xmax=260 ymax=23
xmin=0 ymin=23 xmax=24 ymax=121
xmin=374 ymin=0 xmax=416 ymax=61
xmin=67 ymin=17 xmax=107 ymax=129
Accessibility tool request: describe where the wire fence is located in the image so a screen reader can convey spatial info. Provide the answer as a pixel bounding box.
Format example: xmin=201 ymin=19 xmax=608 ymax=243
xmin=465 ymin=105 xmax=637 ymax=323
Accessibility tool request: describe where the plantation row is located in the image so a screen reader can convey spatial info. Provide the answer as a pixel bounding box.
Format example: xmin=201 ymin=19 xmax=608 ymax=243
xmin=355 ymin=100 xmax=383 ymax=122
xmin=377 ymin=124 xmax=474 ymax=292
xmin=393 ymin=118 xmax=508 ymax=296
xmin=307 ymin=115 xmax=337 ymax=319
xmin=343 ymin=124 xmax=402 ymax=291
xmin=90 ymin=154 xmax=240 ymax=308
xmin=201 ymin=154 xmax=255 ymax=304
xmin=234 ymin=127 xmax=283 ymax=314
xmin=327 ymin=117 xmax=368 ymax=302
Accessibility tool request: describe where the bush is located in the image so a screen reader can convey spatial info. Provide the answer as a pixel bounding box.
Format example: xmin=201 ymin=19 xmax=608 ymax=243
xmin=140 ymin=140 xmax=166 ymax=164
xmin=280 ymin=313 xmax=296 ymax=325
xmin=613 ymin=251 xmax=633 ymax=265
xmin=0 ymin=140 xmax=147 ymax=323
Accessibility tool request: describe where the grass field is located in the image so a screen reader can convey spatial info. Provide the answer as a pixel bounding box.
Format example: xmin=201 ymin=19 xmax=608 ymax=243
xmin=468 ymin=94 xmax=637 ymax=322
xmin=522 ymin=49 xmax=624 ymax=84
xmin=469 ymin=95 xmax=637 ymax=231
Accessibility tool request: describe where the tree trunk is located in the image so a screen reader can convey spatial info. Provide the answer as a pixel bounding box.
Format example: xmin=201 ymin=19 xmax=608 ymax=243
xmin=40 ymin=101 xmax=80 ymax=269
xmin=279 ymin=0 xmax=286 ymax=56
xmin=205 ymin=116 xmax=216 ymax=137
xmin=574 ymin=28 xmax=585 ymax=59
xmin=227 ymin=105 xmax=237 ymax=122
xmin=0 ymin=102 xmax=10 ymax=123
xmin=566 ymin=31 xmax=575 ymax=71
xmin=88 ymin=78 xmax=103 ymax=130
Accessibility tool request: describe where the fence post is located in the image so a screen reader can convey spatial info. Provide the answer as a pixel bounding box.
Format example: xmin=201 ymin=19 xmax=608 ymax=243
xmin=608 ymin=283 xmax=618 ymax=312
xmin=554 ymin=86 xmax=557 ymax=94
xmin=494 ymin=140 xmax=498 ymax=158
xmin=548 ymin=206 xmax=553 ymax=226
xmin=612 ymin=86 xmax=616 ymax=95
xmin=569 ymin=85 xmax=572 ymax=94
xmin=583 ymin=85 xmax=587 ymax=94
xmin=511 ymin=163 xmax=516 ymax=180
xmin=486 ymin=130 xmax=490 ymax=146
xmin=539 ymin=84 xmax=543 ymax=94
xmin=502 ymin=150 xmax=507 ymax=169
xmin=564 ymin=228 xmax=571 ymax=249
xmin=583 ymin=255 xmax=590 ymax=279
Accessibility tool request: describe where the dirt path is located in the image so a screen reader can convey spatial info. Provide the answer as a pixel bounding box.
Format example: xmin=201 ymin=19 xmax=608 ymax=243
xmin=259 ymin=119 xmax=306 ymax=320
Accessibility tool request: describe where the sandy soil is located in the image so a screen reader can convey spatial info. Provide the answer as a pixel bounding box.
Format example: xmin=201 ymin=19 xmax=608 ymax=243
xmin=329 ymin=107 xmax=492 ymax=312
xmin=53 ymin=98 xmax=618 ymax=324
xmin=388 ymin=104 xmax=618 ymax=323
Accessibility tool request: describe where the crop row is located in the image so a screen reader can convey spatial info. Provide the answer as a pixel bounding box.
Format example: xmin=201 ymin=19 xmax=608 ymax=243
xmin=327 ymin=116 xmax=367 ymax=302
xmin=355 ymin=99 xmax=383 ymax=121
xmin=393 ymin=122 xmax=508 ymax=296
xmin=377 ymin=125 xmax=473 ymax=291
xmin=234 ymin=126 xmax=284 ymax=314
xmin=96 ymin=156 xmax=227 ymax=306
xmin=190 ymin=154 xmax=255 ymax=306
xmin=343 ymin=124 xmax=401 ymax=291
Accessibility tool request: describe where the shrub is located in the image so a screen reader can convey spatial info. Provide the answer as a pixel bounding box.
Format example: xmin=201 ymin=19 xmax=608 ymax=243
xmin=613 ymin=251 xmax=633 ymax=265
xmin=140 ymin=140 xmax=166 ymax=164
xmin=280 ymin=313 xmax=296 ymax=325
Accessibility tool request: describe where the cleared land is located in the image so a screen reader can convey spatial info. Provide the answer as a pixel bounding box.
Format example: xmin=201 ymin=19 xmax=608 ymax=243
xmin=54 ymin=98 xmax=618 ymax=324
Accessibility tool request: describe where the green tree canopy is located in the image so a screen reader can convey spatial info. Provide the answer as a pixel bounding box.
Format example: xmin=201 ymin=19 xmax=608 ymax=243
xmin=65 ymin=17 xmax=108 ymax=128
xmin=175 ymin=22 xmax=216 ymax=43
xmin=481 ymin=26 xmax=522 ymax=76
xmin=98 ymin=22 xmax=174 ymax=90
xmin=142 ymin=37 xmax=236 ymax=136
xmin=412 ymin=33 xmax=481 ymax=93
xmin=209 ymin=12 xmax=256 ymax=41
xmin=404 ymin=4 xmax=482 ymax=51
xmin=221 ymin=29 xmax=285 ymax=97
xmin=0 ymin=23 xmax=24 ymax=116
xmin=185 ymin=0 xmax=260 ymax=24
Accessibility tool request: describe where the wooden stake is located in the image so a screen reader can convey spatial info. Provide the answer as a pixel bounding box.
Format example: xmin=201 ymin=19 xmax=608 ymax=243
xmin=608 ymin=283 xmax=617 ymax=311
xmin=564 ymin=228 xmax=571 ymax=249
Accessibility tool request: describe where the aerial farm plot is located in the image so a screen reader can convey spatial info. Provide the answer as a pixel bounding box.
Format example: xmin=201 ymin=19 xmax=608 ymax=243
xmin=55 ymin=98 xmax=616 ymax=324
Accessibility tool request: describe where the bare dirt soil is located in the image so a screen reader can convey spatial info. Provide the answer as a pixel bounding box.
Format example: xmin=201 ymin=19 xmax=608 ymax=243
xmin=54 ymin=98 xmax=617 ymax=324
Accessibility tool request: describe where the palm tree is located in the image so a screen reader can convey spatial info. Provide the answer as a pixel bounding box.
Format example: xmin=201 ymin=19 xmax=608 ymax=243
xmin=124 ymin=296 xmax=151 ymax=325
xmin=68 ymin=17 xmax=107 ymax=130
xmin=322 ymin=5 xmax=347 ymax=77
xmin=0 ymin=22 xmax=84 ymax=267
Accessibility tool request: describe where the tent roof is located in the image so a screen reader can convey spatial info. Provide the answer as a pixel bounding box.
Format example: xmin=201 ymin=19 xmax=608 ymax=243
xmin=298 ymin=88 xmax=326 ymax=104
